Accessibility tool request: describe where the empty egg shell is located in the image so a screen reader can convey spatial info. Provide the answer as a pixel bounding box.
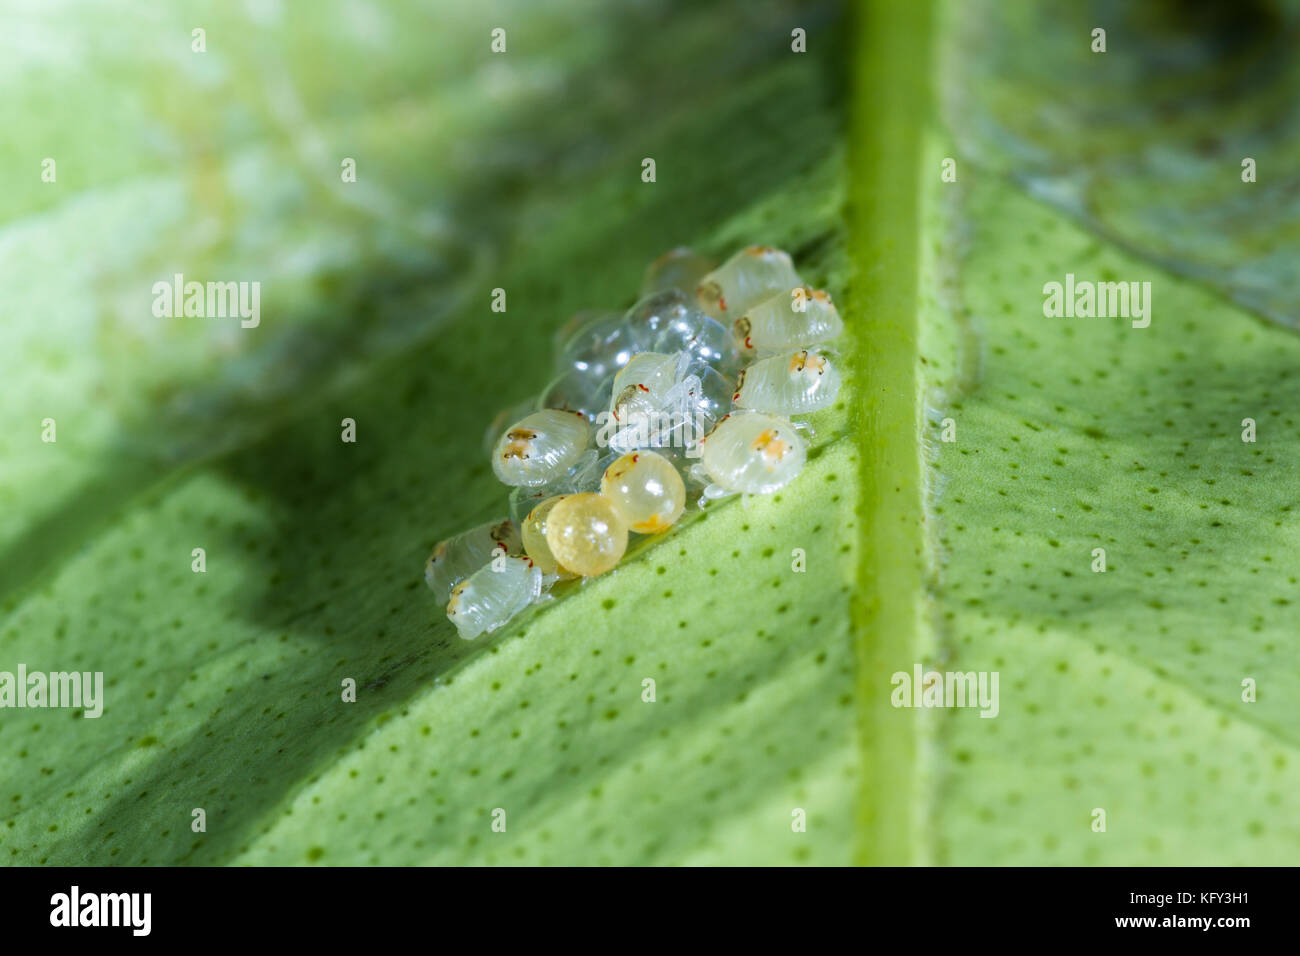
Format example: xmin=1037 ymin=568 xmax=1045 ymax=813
xmin=732 ymin=349 xmax=841 ymax=415
xmin=446 ymin=555 xmax=544 ymax=640
xmin=607 ymin=352 xmax=682 ymax=423
xmin=600 ymin=451 xmax=686 ymax=533
xmin=640 ymin=247 xmax=717 ymax=299
xmin=537 ymin=367 xmax=613 ymax=421
xmin=554 ymin=309 xmax=654 ymax=383
xmin=425 ymin=518 xmax=521 ymax=605
xmin=700 ymin=411 xmax=806 ymax=495
xmin=491 ymin=409 xmax=591 ymax=488
xmin=602 ymin=351 xmax=723 ymax=455
xmin=505 ymin=448 xmax=612 ymax=526
xmin=733 ymin=286 xmax=843 ymax=355
xmin=696 ymin=246 xmax=801 ymax=320
xmin=544 ymin=493 xmax=628 ymax=577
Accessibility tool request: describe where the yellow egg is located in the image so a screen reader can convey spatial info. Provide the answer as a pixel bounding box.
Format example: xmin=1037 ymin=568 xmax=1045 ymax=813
xmin=600 ymin=452 xmax=686 ymax=533
xmin=544 ymin=493 xmax=628 ymax=577
xmin=522 ymin=496 xmax=567 ymax=574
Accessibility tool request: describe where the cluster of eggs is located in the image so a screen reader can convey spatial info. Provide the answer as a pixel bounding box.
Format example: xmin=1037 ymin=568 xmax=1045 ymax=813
xmin=426 ymin=246 xmax=845 ymax=639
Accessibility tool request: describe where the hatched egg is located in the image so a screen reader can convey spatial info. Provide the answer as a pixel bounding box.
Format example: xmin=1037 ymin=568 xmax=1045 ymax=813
xmin=554 ymin=309 xmax=653 ymax=383
xmin=446 ymin=555 xmax=544 ymax=640
xmin=624 ymin=289 xmax=741 ymax=373
xmin=425 ymin=518 xmax=520 ymax=604
xmin=733 ymin=286 xmax=843 ymax=355
xmin=506 ymin=448 xmax=611 ymax=526
xmin=696 ymin=246 xmax=801 ymax=320
xmin=491 ymin=409 xmax=591 ymax=487
xmin=552 ymin=308 xmax=619 ymax=357
xmin=624 ymin=289 xmax=695 ymax=341
xmin=600 ymin=451 xmax=686 ymax=533
xmin=544 ymin=492 xmax=628 ymax=577
xmin=700 ymin=411 xmax=806 ymax=495
xmin=537 ymin=367 xmax=613 ymax=421
xmin=607 ymin=351 xmax=682 ymax=423
xmin=732 ymin=349 xmax=841 ymax=415
xmin=640 ymin=247 xmax=717 ymax=299
xmin=521 ymin=495 xmax=569 ymax=574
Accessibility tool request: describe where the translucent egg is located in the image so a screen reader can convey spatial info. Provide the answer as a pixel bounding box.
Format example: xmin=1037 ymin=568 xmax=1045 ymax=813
xmin=696 ymin=246 xmax=801 ymax=320
xmin=687 ymin=365 xmax=733 ymax=430
xmin=537 ymin=367 xmax=613 ymax=421
xmin=732 ymin=349 xmax=841 ymax=415
xmin=446 ymin=555 xmax=543 ymax=640
xmin=553 ymin=309 xmax=653 ymax=383
xmin=623 ymin=289 xmax=695 ymax=341
xmin=600 ymin=451 xmax=686 ymax=533
xmin=544 ymin=493 xmax=628 ymax=577
xmin=425 ymin=518 xmax=521 ymax=604
xmin=651 ymin=308 xmax=744 ymax=376
xmin=506 ymin=448 xmax=610 ymax=526
xmin=641 ymin=247 xmax=716 ymax=299
xmin=733 ymin=286 xmax=843 ymax=355
xmin=521 ymin=495 xmax=569 ymax=574
xmin=552 ymin=308 xmax=619 ymax=357
xmin=700 ymin=412 xmax=806 ymax=495
xmin=491 ymin=409 xmax=591 ymax=487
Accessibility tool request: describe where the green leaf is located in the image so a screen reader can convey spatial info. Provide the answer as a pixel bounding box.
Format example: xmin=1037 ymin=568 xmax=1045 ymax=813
xmin=3 ymin=0 xmax=1297 ymax=867
xmin=1 ymin=0 xmax=861 ymax=865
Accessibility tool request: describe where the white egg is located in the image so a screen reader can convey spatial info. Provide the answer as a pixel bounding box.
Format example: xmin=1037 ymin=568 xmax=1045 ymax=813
xmin=699 ymin=411 xmax=806 ymax=495
xmin=733 ymin=286 xmax=843 ymax=355
xmin=695 ymin=246 xmax=801 ymax=320
xmin=491 ymin=409 xmax=591 ymax=488
xmin=446 ymin=555 xmax=544 ymax=640
xmin=732 ymin=349 xmax=841 ymax=415
xmin=424 ymin=518 xmax=521 ymax=605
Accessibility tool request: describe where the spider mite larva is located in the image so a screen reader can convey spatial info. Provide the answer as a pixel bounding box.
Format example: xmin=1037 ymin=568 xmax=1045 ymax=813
xmin=733 ymin=287 xmax=843 ymax=356
xmin=732 ymin=349 xmax=841 ymax=415
xmin=698 ymin=411 xmax=806 ymax=497
xmin=446 ymin=555 xmax=544 ymax=640
xmin=543 ymin=492 xmax=629 ymax=577
xmin=695 ymin=246 xmax=801 ymax=320
xmin=600 ymin=451 xmax=687 ymax=533
xmin=425 ymin=518 xmax=521 ymax=604
xmin=491 ymin=409 xmax=591 ymax=488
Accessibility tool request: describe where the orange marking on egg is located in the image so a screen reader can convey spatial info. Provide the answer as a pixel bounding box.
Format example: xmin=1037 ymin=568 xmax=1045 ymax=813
xmin=751 ymin=429 xmax=790 ymax=465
